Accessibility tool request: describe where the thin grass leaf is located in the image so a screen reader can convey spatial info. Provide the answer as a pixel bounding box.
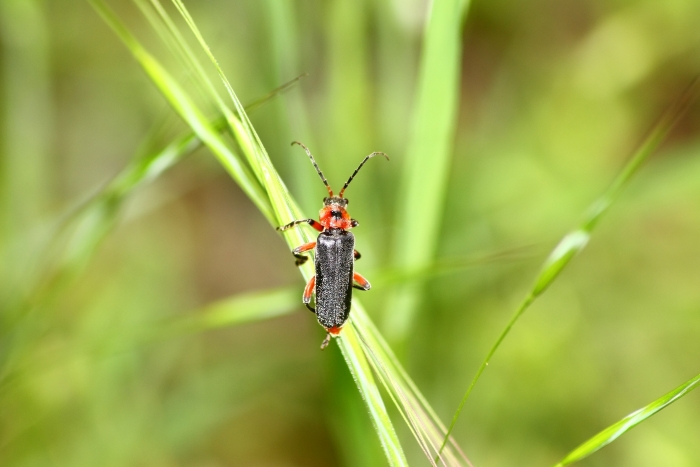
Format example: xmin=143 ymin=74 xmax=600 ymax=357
xmin=337 ymin=323 xmax=410 ymax=467
xmin=140 ymin=0 xmax=269 ymax=182
xmin=89 ymin=0 xmax=273 ymax=222
xmin=106 ymin=287 xmax=302 ymax=351
xmin=354 ymin=303 xmax=472 ymax=467
xmin=386 ymin=0 xmax=471 ymax=343
xmin=172 ymin=286 xmax=299 ymax=334
xmin=166 ymin=0 xmax=299 ymax=225
xmin=438 ymin=77 xmax=700 ymax=456
xmin=554 ymin=373 xmax=700 ymax=466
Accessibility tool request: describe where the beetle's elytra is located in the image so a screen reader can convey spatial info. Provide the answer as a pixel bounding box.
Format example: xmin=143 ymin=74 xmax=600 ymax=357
xmin=277 ymin=142 xmax=388 ymax=349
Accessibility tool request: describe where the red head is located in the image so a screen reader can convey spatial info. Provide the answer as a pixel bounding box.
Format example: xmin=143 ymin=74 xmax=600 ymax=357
xmin=291 ymin=141 xmax=388 ymax=231
xmin=319 ymin=196 xmax=354 ymax=230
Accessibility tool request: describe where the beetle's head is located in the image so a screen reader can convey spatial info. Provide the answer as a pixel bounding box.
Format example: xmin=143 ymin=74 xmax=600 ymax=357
xmin=320 ymin=197 xmax=355 ymax=230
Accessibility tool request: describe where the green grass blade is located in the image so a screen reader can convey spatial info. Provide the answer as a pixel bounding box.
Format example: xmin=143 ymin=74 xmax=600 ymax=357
xmin=438 ymin=77 xmax=700 ymax=456
xmin=386 ymin=0 xmax=471 ymax=343
xmin=167 ymin=0 xmax=298 ymax=223
xmin=139 ymin=0 xmax=268 ymax=180
xmin=89 ymin=0 xmax=273 ymax=222
xmin=354 ymin=304 xmax=471 ymax=466
xmin=108 ymin=287 xmax=302 ymax=350
xmin=337 ymin=323 xmax=409 ymax=467
xmin=554 ymin=373 xmax=700 ymax=466
xmin=172 ymin=286 xmax=299 ymax=333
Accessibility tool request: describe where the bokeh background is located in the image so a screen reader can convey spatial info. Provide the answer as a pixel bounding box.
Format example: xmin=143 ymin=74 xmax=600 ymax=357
xmin=1 ymin=0 xmax=700 ymax=466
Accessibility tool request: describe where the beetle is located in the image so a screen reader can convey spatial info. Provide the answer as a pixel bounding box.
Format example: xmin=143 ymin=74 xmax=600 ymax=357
xmin=277 ymin=141 xmax=388 ymax=349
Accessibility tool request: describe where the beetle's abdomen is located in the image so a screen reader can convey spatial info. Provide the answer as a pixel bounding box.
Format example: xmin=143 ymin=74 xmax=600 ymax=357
xmin=315 ymin=230 xmax=355 ymax=330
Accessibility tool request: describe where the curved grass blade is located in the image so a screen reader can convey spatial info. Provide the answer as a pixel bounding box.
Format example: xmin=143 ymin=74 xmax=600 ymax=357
xmin=438 ymin=77 xmax=700 ymax=457
xmin=386 ymin=0 xmax=471 ymax=343
xmin=139 ymin=0 xmax=273 ymax=187
xmin=167 ymin=0 xmax=298 ymax=224
xmin=89 ymin=0 xmax=273 ymax=223
xmin=172 ymin=286 xmax=299 ymax=334
xmin=354 ymin=304 xmax=472 ymax=467
xmin=337 ymin=323 xmax=409 ymax=467
xmin=110 ymin=287 xmax=300 ymax=352
xmin=553 ymin=373 xmax=700 ymax=466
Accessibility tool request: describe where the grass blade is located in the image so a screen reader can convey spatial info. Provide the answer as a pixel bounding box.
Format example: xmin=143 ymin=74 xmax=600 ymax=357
xmin=170 ymin=286 xmax=299 ymax=334
xmin=106 ymin=287 xmax=301 ymax=351
xmin=89 ymin=0 xmax=273 ymax=222
xmin=354 ymin=305 xmax=472 ymax=467
xmin=554 ymin=373 xmax=700 ymax=466
xmin=337 ymin=323 xmax=410 ymax=467
xmin=386 ymin=0 xmax=471 ymax=343
xmin=438 ymin=77 xmax=700 ymax=456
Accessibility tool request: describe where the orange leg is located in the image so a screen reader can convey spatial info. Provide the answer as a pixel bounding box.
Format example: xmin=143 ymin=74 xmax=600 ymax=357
xmin=303 ymin=275 xmax=316 ymax=312
xmin=353 ymin=271 xmax=371 ymax=291
xmin=292 ymin=241 xmax=316 ymax=266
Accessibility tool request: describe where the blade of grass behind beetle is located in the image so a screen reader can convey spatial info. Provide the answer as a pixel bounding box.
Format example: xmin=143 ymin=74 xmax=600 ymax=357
xmin=386 ymin=0 xmax=471 ymax=345
xmin=437 ymin=77 xmax=700 ymax=458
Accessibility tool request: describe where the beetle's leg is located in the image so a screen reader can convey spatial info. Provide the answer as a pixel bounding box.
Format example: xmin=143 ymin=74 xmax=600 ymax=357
xmin=277 ymin=218 xmax=323 ymax=232
xmin=353 ymin=249 xmax=361 ymax=261
xmin=320 ymin=333 xmax=332 ymax=350
xmin=303 ymin=275 xmax=316 ymax=312
xmin=350 ymin=219 xmax=359 ymax=228
xmin=293 ymin=241 xmax=316 ymax=266
xmin=352 ymin=271 xmax=371 ymax=291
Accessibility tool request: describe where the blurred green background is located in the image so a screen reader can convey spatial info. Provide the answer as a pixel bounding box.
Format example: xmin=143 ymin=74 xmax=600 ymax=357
xmin=1 ymin=0 xmax=700 ymax=466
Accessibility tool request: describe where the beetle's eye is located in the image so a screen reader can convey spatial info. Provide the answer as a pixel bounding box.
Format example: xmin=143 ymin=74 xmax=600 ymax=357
xmin=323 ymin=197 xmax=328 ymax=203
xmin=345 ymin=199 xmax=349 ymax=205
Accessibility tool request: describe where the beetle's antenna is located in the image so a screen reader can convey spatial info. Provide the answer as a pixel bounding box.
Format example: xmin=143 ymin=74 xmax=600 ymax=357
xmin=292 ymin=141 xmax=333 ymax=197
xmin=338 ymin=152 xmax=389 ymax=198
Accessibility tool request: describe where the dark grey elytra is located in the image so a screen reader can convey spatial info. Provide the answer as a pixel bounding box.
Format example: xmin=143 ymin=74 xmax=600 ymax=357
xmin=314 ymin=229 xmax=355 ymax=331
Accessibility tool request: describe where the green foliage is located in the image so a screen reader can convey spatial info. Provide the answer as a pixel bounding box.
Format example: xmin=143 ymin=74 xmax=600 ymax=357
xmin=386 ymin=0 xmax=471 ymax=343
xmin=2 ymin=0 xmax=700 ymax=466
xmin=439 ymin=77 xmax=700 ymax=458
